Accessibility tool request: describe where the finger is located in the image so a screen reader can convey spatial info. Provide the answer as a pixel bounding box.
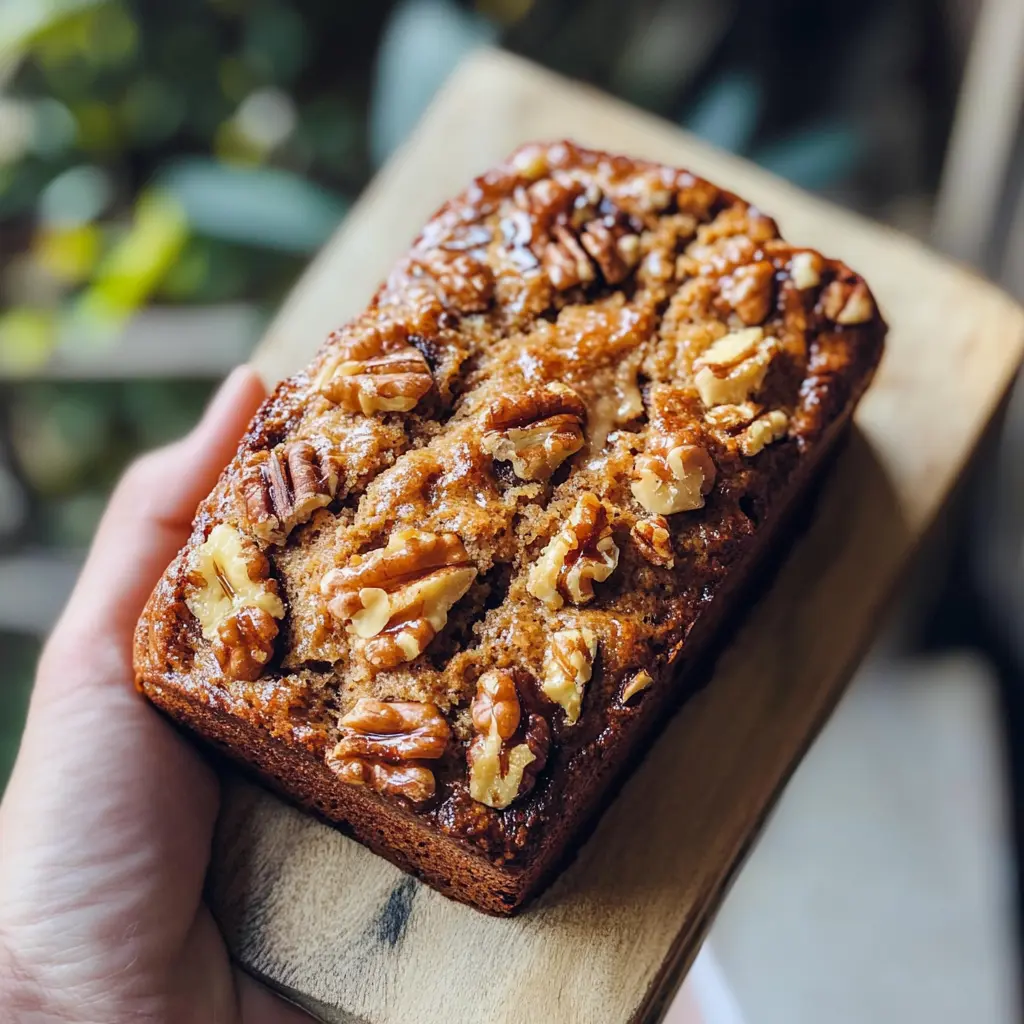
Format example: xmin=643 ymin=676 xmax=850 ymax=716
xmin=60 ymin=365 xmax=266 ymax=640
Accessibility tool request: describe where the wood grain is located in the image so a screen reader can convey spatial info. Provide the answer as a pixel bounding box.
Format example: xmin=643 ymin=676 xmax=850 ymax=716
xmin=208 ymin=49 xmax=1024 ymax=1024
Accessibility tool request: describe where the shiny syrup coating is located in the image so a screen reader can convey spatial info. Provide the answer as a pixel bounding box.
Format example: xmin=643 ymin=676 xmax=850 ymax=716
xmin=136 ymin=141 xmax=885 ymax=866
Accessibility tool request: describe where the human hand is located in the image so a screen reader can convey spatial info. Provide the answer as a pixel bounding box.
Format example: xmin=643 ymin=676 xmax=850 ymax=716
xmin=0 ymin=366 xmax=311 ymax=1023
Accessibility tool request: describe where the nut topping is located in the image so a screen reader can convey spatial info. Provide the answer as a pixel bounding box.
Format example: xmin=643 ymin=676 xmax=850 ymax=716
xmin=693 ymin=327 xmax=774 ymax=408
xmin=704 ymin=401 xmax=761 ymax=431
xmin=580 ymin=219 xmax=640 ymax=285
xmin=316 ymin=324 xmax=432 ymax=415
xmin=789 ymin=251 xmax=822 ymax=290
xmin=542 ymin=627 xmax=597 ymax=724
xmin=186 ymin=523 xmax=285 ymax=681
xmin=631 ymin=515 xmax=675 ymax=568
xmin=326 ymin=756 xmax=436 ymax=805
xmin=481 ymin=383 xmax=587 ymax=481
xmin=738 ymin=410 xmax=789 ymax=456
xmin=821 ymin=278 xmax=875 ymax=325
xmin=467 ymin=670 xmax=550 ymax=809
xmin=620 ymin=669 xmax=654 ymax=704
xmin=543 ymin=224 xmax=597 ymax=291
xmin=321 ymin=529 xmax=477 ymax=668
xmin=719 ymin=260 xmax=774 ymax=325
xmin=241 ymin=441 xmax=339 ymax=546
xmin=334 ymin=698 xmax=451 ymax=761
xmin=631 ymin=441 xmax=716 ymax=517
xmin=327 ymin=698 xmax=450 ymax=806
xmin=527 ymin=494 xmax=620 ymax=610
xmin=413 ymin=247 xmax=494 ymax=313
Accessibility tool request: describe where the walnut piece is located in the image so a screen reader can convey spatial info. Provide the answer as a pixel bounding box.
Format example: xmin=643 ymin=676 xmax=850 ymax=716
xmin=632 ymin=515 xmax=674 ymax=568
xmin=719 ymin=260 xmax=774 ymax=325
xmin=241 ymin=441 xmax=338 ymax=546
xmin=527 ymin=494 xmax=620 ymax=610
xmin=327 ymin=698 xmax=450 ymax=806
xmin=526 ymin=177 xmax=640 ymax=291
xmin=467 ymin=670 xmax=550 ymax=809
xmin=704 ymin=401 xmax=761 ymax=431
xmin=321 ymin=529 xmax=476 ymax=668
xmin=789 ymin=251 xmax=822 ymax=290
xmin=620 ymin=669 xmax=654 ymax=704
xmin=631 ymin=441 xmax=716 ymax=516
xmin=693 ymin=327 xmax=774 ymax=408
xmin=580 ymin=218 xmax=641 ymax=284
xmin=821 ymin=278 xmax=875 ymax=325
xmin=481 ymin=383 xmax=586 ymax=481
xmin=738 ymin=410 xmax=789 ymax=456
xmin=543 ymin=223 xmax=597 ymax=291
xmin=413 ymin=247 xmax=494 ymax=313
xmin=326 ymin=756 xmax=436 ymax=805
xmin=186 ymin=523 xmax=285 ymax=681
xmin=542 ymin=627 xmax=597 ymax=724
xmin=316 ymin=323 xmax=432 ymax=415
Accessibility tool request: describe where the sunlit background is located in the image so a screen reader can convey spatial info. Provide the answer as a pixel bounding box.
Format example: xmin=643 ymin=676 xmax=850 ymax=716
xmin=2 ymin=1 xmax=1023 ymax=1022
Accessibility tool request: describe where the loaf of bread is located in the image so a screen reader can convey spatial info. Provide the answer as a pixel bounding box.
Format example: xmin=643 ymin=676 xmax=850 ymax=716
xmin=134 ymin=142 xmax=885 ymax=914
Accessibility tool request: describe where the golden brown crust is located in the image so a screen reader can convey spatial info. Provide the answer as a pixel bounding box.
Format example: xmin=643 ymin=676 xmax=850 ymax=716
xmin=133 ymin=141 xmax=886 ymax=914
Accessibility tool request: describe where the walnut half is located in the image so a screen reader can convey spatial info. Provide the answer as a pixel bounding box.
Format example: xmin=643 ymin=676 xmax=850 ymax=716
xmin=316 ymin=322 xmax=433 ymax=415
xmin=241 ymin=440 xmax=339 ymax=546
xmin=481 ymin=383 xmax=587 ymax=482
xmin=527 ymin=494 xmax=620 ymax=610
xmin=327 ymin=698 xmax=450 ymax=806
xmin=467 ymin=670 xmax=550 ymax=809
xmin=185 ymin=523 xmax=285 ymax=681
xmin=321 ymin=529 xmax=477 ymax=669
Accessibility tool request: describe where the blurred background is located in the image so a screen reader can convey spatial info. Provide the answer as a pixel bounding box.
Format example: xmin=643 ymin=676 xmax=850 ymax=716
xmin=2 ymin=1 xmax=1023 ymax=1021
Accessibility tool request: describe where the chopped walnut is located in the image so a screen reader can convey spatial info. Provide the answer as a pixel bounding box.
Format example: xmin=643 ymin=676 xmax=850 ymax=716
xmin=632 ymin=515 xmax=675 ymax=568
xmin=527 ymin=494 xmax=620 ymax=610
xmin=186 ymin=523 xmax=285 ymax=681
xmin=789 ymin=251 xmax=822 ymax=290
xmin=241 ymin=441 xmax=339 ymax=546
xmin=738 ymin=410 xmax=789 ymax=456
xmin=631 ymin=441 xmax=716 ymax=517
xmin=693 ymin=327 xmax=774 ymax=408
xmin=327 ymin=698 xmax=450 ymax=806
xmin=481 ymin=383 xmax=586 ymax=481
xmin=620 ymin=669 xmax=654 ymax=704
xmin=320 ymin=529 xmax=477 ymax=668
xmin=467 ymin=670 xmax=550 ymax=809
xmin=719 ymin=260 xmax=774 ymax=325
xmin=821 ymin=278 xmax=875 ymax=325
xmin=316 ymin=324 xmax=433 ymax=415
xmin=542 ymin=627 xmax=597 ymax=724
xmin=704 ymin=401 xmax=761 ymax=431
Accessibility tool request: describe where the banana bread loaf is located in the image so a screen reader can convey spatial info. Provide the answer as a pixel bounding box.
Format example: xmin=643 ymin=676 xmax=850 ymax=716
xmin=134 ymin=141 xmax=885 ymax=915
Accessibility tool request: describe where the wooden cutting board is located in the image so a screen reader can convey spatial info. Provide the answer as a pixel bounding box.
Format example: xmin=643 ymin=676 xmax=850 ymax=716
xmin=207 ymin=48 xmax=1024 ymax=1024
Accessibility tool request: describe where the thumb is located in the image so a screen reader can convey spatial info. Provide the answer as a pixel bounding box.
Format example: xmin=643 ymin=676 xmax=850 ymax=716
xmin=57 ymin=364 xmax=267 ymax=646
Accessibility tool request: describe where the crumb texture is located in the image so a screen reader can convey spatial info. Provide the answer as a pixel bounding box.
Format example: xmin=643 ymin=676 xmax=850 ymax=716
xmin=134 ymin=141 xmax=885 ymax=904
